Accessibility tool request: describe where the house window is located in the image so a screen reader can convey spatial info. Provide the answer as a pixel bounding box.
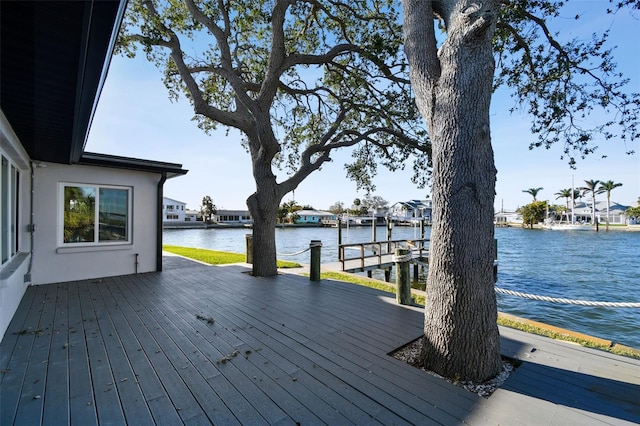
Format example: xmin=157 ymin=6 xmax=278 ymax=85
xmin=1 ymin=156 xmax=19 ymax=265
xmin=62 ymin=184 xmax=131 ymax=245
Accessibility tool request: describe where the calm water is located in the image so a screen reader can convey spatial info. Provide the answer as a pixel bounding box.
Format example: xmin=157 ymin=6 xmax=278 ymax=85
xmin=164 ymin=226 xmax=640 ymax=348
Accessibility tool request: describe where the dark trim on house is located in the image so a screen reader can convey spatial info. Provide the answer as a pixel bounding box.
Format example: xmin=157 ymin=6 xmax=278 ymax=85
xmin=0 ymin=0 xmax=127 ymax=164
xmin=80 ymin=152 xmax=188 ymax=178
xmin=157 ymin=172 xmax=167 ymax=272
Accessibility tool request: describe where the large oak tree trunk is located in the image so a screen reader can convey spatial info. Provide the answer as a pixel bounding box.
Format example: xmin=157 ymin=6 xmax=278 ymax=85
xmin=247 ymin=191 xmax=279 ymax=277
xmin=246 ymin=126 xmax=283 ymax=277
xmin=404 ymin=0 xmax=502 ymax=381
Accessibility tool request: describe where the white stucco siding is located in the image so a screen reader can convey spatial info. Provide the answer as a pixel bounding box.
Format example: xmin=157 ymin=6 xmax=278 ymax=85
xmin=0 ymin=110 xmax=33 ymax=341
xmin=32 ymin=163 xmax=161 ymax=285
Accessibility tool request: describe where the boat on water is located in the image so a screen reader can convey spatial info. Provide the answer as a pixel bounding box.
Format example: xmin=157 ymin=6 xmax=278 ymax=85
xmin=543 ymin=177 xmax=593 ymax=231
xmin=542 ymin=220 xmax=592 ymax=231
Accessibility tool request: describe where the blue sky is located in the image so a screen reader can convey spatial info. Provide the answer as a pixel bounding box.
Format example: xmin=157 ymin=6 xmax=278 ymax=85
xmin=87 ymin=1 xmax=639 ymax=212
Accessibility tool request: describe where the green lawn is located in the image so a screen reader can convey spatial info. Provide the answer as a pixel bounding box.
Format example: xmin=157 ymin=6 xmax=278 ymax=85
xmin=163 ymin=245 xmax=301 ymax=268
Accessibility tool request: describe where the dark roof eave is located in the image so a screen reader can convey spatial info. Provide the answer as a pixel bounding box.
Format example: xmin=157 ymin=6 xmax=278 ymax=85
xmin=70 ymin=0 xmax=129 ymax=163
xmin=79 ymin=152 xmax=188 ymax=178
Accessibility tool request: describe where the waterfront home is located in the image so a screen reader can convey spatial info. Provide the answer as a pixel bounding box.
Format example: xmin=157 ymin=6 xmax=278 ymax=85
xmin=494 ymin=211 xmax=523 ymax=226
xmin=163 ymin=197 xmax=187 ymax=222
xmin=389 ymin=199 xmax=433 ymax=224
xmin=215 ymin=209 xmax=253 ymax=225
xmin=571 ymin=200 xmax=630 ymax=224
xmin=0 ymin=0 xmax=187 ymax=342
xmin=293 ymin=209 xmax=337 ymax=224
xmin=185 ymin=209 xmax=202 ymax=222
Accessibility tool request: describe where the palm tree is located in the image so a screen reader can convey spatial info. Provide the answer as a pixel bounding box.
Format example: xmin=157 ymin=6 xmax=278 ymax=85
xmin=578 ymin=179 xmax=603 ymax=228
xmin=523 ymin=187 xmax=544 ymax=202
xmin=554 ymin=188 xmax=582 ymax=220
xmin=554 ymin=189 xmax=573 ymax=210
xmin=598 ymin=180 xmax=623 ymax=230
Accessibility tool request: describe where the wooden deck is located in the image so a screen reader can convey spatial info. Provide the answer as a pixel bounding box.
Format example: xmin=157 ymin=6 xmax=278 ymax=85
xmin=1 ymin=256 xmax=638 ymax=425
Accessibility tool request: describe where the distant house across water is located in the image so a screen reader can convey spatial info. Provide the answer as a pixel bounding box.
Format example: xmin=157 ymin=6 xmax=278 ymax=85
xmin=215 ymin=209 xmax=252 ymax=225
xmin=494 ymin=211 xmax=523 ymax=226
xmin=163 ymin=197 xmax=187 ymax=222
xmin=293 ymin=210 xmax=337 ymax=224
xmin=389 ymin=199 xmax=432 ymax=224
xmin=571 ymin=200 xmax=630 ymax=224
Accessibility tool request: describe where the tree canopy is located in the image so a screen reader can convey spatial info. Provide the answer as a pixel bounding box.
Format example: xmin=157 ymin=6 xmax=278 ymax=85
xmin=492 ymin=0 xmax=639 ymax=165
xmin=200 ymin=195 xmax=217 ymax=222
xmin=117 ymin=0 xmax=430 ymax=192
xmin=118 ymin=0 xmax=431 ymax=276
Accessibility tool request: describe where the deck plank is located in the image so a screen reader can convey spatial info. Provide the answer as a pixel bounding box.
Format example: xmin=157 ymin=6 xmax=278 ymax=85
xmin=161 ymin=266 xmax=476 ymax=424
xmin=127 ymin=273 xmax=378 ymax=425
xmin=12 ymin=285 xmax=56 ymax=426
xmin=42 ymin=284 xmax=70 ymax=424
xmin=78 ymin=280 xmax=128 ymax=425
xmin=95 ymin=281 xmax=185 ymax=425
xmin=1 ymin=285 xmax=40 ymax=426
xmin=109 ymin=275 xmax=217 ymax=424
xmin=66 ymin=282 xmax=98 ymax=425
xmin=2 ymin=257 xmax=638 ymax=425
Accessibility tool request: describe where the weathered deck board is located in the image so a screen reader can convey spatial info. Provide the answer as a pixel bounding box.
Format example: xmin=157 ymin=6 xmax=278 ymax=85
xmin=1 ymin=257 xmax=639 ymax=425
xmin=178 ymin=269 xmax=477 ymax=424
xmin=131 ymin=272 xmax=420 ymax=423
xmin=79 ymin=279 xmax=128 ymax=425
xmin=67 ymin=282 xmax=99 ymax=425
xmin=42 ymin=284 xmax=70 ymax=424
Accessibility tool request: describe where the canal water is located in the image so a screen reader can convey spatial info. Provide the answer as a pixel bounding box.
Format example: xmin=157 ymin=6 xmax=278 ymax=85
xmin=164 ymin=226 xmax=640 ymax=348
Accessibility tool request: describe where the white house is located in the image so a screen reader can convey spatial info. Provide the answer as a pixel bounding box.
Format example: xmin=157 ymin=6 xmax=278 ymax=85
xmin=185 ymin=209 xmax=202 ymax=222
xmin=163 ymin=197 xmax=187 ymax=222
xmin=571 ymin=200 xmax=630 ymax=224
xmin=0 ymin=1 xmax=187 ymax=342
xmin=494 ymin=211 xmax=523 ymax=225
xmin=389 ymin=199 xmax=433 ymax=223
xmin=215 ymin=209 xmax=252 ymax=224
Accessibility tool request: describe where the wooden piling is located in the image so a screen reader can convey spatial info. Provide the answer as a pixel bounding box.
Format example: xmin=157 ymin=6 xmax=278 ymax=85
xmin=310 ymin=240 xmax=322 ymax=281
xmin=394 ymin=248 xmax=412 ymax=305
xmin=245 ymin=234 xmax=253 ymax=264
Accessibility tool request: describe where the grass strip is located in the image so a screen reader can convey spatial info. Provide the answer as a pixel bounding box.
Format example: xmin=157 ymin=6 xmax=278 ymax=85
xmin=162 ymin=245 xmax=301 ymax=268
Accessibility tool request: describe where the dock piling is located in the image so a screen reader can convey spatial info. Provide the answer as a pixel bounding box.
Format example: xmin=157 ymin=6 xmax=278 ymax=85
xmin=245 ymin=234 xmax=253 ymax=264
xmin=394 ymin=248 xmax=412 ymax=305
xmin=310 ymin=240 xmax=322 ymax=281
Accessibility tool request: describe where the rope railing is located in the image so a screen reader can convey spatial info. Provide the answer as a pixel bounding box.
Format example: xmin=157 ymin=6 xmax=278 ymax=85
xmin=495 ymin=287 xmax=640 ymax=308
xmin=277 ymin=240 xmax=323 ymax=257
xmin=277 ymin=247 xmax=311 ymax=257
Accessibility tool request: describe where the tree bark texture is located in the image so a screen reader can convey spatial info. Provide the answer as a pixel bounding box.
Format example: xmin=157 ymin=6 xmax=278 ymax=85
xmin=246 ymin=124 xmax=283 ymax=277
xmin=403 ymin=0 xmax=502 ymax=381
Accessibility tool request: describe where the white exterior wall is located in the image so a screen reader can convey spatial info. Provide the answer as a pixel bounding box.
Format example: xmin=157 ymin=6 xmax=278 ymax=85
xmin=32 ymin=163 xmax=161 ymax=285
xmin=0 ymin=111 xmax=33 ymax=341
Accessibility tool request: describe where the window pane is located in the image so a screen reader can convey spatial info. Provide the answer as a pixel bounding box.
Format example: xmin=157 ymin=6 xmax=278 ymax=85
xmin=11 ymin=167 xmax=18 ymax=255
xmin=99 ymin=188 xmax=128 ymax=241
xmin=2 ymin=156 xmax=8 ymax=263
xmin=64 ymin=186 xmax=96 ymax=243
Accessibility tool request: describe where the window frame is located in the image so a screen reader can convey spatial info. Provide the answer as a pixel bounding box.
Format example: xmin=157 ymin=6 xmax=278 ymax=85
xmin=1 ymin=154 xmax=20 ymax=266
xmin=59 ymin=183 xmax=132 ymax=247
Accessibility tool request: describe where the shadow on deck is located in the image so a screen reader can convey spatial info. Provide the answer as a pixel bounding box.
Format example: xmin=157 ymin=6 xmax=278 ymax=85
xmin=1 ymin=256 xmax=638 ymax=425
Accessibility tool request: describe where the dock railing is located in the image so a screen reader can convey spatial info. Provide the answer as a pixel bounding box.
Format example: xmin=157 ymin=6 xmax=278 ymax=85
xmin=338 ymin=238 xmax=429 ymax=272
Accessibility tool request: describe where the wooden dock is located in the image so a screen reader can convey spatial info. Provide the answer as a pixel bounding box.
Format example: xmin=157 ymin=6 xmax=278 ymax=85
xmin=337 ymin=238 xmax=429 ymax=275
xmin=1 ymin=255 xmax=638 ymax=425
